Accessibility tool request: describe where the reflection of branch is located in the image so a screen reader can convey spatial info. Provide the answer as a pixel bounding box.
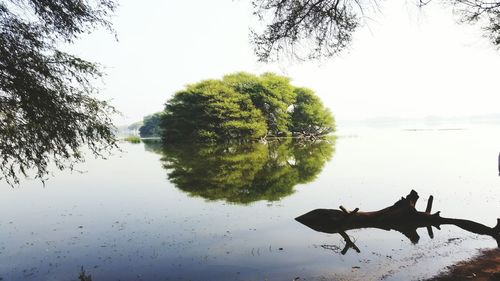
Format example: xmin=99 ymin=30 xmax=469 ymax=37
xmin=296 ymin=190 xmax=500 ymax=252
xmin=320 ymin=244 xmax=342 ymax=253
xmin=319 ymin=234 xmax=359 ymax=255
xmin=339 ymin=231 xmax=360 ymax=254
xmin=78 ymin=267 xmax=92 ymax=281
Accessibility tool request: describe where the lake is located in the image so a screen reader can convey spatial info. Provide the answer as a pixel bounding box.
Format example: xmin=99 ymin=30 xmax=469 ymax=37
xmin=0 ymin=124 xmax=499 ymax=281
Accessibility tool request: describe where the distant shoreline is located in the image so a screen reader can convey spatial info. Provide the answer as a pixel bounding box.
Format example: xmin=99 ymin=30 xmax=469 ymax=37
xmin=402 ymin=128 xmax=466 ymax=131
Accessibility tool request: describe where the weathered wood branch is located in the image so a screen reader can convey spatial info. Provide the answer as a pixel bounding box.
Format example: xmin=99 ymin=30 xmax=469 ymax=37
xmin=425 ymin=195 xmax=433 ymax=214
xmin=339 ymin=205 xmax=359 ymax=215
xmin=296 ymin=190 xmax=500 ymax=254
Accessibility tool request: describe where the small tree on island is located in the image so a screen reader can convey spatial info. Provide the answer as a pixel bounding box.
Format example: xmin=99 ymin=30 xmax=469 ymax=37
xmin=158 ymin=72 xmax=335 ymax=143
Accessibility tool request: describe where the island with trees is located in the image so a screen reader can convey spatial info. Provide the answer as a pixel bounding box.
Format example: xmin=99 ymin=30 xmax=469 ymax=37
xmin=139 ymin=72 xmax=335 ymax=143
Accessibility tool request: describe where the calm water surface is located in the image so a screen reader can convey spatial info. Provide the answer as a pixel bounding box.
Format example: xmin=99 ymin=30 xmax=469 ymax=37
xmin=0 ymin=125 xmax=499 ymax=281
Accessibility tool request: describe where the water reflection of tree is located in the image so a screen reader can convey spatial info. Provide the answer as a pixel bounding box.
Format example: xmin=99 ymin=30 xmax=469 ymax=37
xmin=143 ymin=138 xmax=335 ymax=204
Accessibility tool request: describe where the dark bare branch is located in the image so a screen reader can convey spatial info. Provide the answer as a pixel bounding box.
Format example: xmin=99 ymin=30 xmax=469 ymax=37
xmin=296 ymin=190 xmax=500 ymax=251
xmin=251 ymin=0 xmax=362 ymax=61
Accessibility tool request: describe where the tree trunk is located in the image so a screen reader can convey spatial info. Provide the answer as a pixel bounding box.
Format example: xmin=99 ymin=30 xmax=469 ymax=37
xmin=296 ymin=190 xmax=500 ymax=253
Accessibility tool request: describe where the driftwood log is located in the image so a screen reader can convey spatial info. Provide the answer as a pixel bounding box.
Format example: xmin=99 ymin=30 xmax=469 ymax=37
xmin=295 ymin=190 xmax=500 ymax=254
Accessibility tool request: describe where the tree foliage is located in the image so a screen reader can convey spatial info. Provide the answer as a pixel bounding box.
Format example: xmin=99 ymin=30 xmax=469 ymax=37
xmin=160 ymin=72 xmax=334 ymax=143
xmin=144 ymin=138 xmax=335 ymax=204
xmin=0 ymin=0 xmax=117 ymax=185
xmin=127 ymin=121 xmax=143 ymax=132
xmin=139 ymin=112 xmax=165 ymax=138
xmin=291 ymin=87 xmax=335 ymax=135
xmin=162 ymin=79 xmax=268 ymax=143
xmin=223 ymin=72 xmax=296 ymax=136
xmin=450 ymin=0 xmax=500 ymax=45
xmin=251 ymin=0 xmax=360 ymax=61
xmin=251 ymin=0 xmax=500 ymax=61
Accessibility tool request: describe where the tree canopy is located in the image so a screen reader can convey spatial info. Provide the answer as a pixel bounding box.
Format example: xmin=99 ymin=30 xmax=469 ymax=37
xmin=251 ymin=0 xmax=500 ymax=61
xmin=291 ymin=87 xmax=335 ymax=136
xmin=144 ymin=138 xmax=335 ymax=204
xmin=0 ymin=0 xmax=117 ymax=185
xmin=160 ymin=72 xmax=335 ymax=143
xmin=139 ymin=112 xmax=165 ymax=138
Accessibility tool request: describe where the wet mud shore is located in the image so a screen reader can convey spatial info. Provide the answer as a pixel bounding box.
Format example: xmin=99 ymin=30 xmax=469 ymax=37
xmin=426 ymin=248 xmax=500 ymax=281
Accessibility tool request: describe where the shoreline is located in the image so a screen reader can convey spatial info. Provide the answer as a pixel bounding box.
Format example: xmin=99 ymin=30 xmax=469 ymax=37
xmin=426 ymin=248 xmax=500 ymax=281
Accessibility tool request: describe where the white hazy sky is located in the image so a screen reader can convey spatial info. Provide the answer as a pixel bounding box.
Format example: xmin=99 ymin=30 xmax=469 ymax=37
xmin=69 ymin=0 xmax=500 ymax=125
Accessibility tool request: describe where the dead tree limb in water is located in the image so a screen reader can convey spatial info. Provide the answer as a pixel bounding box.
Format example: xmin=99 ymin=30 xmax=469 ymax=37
xmin=296 ymin=190 xmax=500 ymax=254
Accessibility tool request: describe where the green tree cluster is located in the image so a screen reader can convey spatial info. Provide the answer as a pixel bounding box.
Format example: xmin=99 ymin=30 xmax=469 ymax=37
xmin=139 ymin=112 xmax=165 ymax=138
xmin=161 ymin=72 xmax=334 ymax=143
xmin=144 ymin=138 xmax=335 ymax=204
xmin=291 ymin=88 xmax=335 ymax=136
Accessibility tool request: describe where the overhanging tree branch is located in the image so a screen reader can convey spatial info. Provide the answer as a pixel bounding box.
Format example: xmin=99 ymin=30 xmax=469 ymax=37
xmin=251 ymin=0 xmax=500 ymax=61
xmin=0 ymin=0 xmax=117 ymax=185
